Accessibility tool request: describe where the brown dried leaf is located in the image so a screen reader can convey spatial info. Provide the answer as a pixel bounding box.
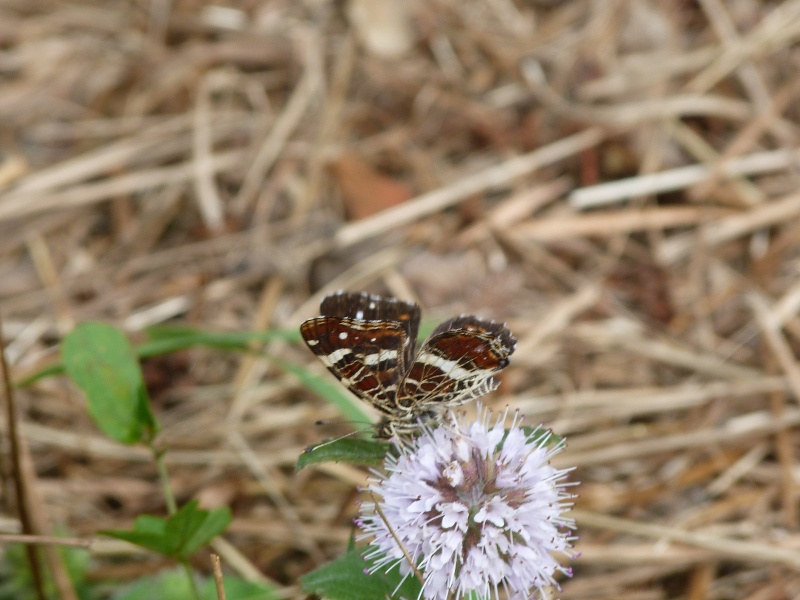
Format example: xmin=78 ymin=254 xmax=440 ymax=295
xmin=329 ymin=152 xmax=413 ymax=221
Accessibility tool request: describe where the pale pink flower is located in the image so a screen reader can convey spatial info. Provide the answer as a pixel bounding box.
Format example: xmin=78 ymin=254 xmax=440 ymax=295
xmin=357 ymin=406 xmax=577 ymax=600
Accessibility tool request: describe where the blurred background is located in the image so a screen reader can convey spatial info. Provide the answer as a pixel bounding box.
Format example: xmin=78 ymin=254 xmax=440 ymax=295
xmin=2 ymin=0 xmax=800 ymax=598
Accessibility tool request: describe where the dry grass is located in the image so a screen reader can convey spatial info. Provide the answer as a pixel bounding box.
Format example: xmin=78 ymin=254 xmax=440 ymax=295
xmin=2 ymin=0 xmax=800 ymax=598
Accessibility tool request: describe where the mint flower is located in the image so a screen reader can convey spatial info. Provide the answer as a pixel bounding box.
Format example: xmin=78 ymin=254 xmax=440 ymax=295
xmin=357 ymin=407 xmax=576 ymax=600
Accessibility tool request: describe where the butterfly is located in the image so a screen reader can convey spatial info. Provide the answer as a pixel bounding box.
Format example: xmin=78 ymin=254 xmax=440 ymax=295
xmin=300 ymin=291 xmax=516 ymax=438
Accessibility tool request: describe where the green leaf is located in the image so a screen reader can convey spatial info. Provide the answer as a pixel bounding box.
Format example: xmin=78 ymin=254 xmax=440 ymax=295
xmin=14 ymin=362 xmax=63 ymax=388
xmin=62 ymin=322 xmax=158 ymax=444
xmin=300 ymin=547 xmax=421 ymax=600
xmin=519 ymin=426 xmax=564 ymax=447
xmin=200 ymin=576 xmax=281 ymax=600
xmin=166 ymin=502 xmax=232 ymax=559
xmin=144 ymin=325 xmax=300 ymax=352
xmin=297 ymin=437 xmax=391 ymax=471
xmin=111 ymin=567 xmax=191 ymax=600
xmin=0 ymin=542 xmax=95 ymax=600
xmin=18 ymin=326 xmax=299 ymax=387
xmin=102 ymin=501 xmax=232 ymax=560
xmin=111 ymin=568 xmax=280 ymax=600
xmin=102 ymin=517 xmax=167 ymax=556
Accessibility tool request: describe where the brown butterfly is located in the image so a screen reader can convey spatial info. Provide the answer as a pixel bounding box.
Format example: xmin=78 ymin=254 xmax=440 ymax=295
xmin=300 ymin=291 xmax=516 ymax=438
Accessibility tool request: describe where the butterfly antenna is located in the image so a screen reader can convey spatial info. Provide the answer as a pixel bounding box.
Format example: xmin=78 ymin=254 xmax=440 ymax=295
xmin=306 ymin=430 xmax=361 ymax=451
xmin=314 ymin=418 xmax=373 ymax=428
xmin=308 ymin=419 xmax=377 ymax=450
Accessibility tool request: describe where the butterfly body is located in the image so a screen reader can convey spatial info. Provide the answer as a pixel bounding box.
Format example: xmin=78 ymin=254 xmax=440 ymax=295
xmin=300 ymin=291 xmax=516 ymax=438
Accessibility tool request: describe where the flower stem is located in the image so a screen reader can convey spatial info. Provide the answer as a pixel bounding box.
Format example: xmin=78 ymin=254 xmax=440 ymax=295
xmin=182 ymin=561 xmax=201 ymax=599
xmin=149 ymin=442 xmax=177 ymax=515
xmin=148 ymin=443 xmax=200 ymax=599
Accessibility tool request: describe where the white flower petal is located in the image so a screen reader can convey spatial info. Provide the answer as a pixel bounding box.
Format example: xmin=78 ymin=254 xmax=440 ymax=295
xmin=359 ymin=404 xmax=576 ymax=600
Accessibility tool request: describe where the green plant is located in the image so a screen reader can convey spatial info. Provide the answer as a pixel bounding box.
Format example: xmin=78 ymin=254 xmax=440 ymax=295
xmin=52 ymin=322 xmax=278 ymax=600
xmin=15 ymin=321 xmax=567 ymax=599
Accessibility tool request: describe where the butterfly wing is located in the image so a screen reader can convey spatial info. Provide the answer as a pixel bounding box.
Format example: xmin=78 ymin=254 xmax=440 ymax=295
xmin=319 ymin=291 xmax=421 ymax=368
xmin=301 ymin=292 xmax=421 ymax=415
xmin=396 ymin=315 xmax=516 ymax=412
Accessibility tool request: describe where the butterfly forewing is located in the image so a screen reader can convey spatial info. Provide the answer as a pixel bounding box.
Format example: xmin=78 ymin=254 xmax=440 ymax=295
xmin=396 ymin=316 xmax=516 ymax=408
xmin=319 ymin=291 xmax=421 ymax=369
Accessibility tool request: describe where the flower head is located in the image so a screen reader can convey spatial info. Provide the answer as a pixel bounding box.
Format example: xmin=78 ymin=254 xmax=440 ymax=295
xmin=357 ymin=406 xmax=577 ymax=600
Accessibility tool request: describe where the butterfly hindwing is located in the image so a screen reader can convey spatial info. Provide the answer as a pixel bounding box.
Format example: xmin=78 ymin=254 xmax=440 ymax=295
xmin=300 ymin=316 xmax=408 ymax=414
